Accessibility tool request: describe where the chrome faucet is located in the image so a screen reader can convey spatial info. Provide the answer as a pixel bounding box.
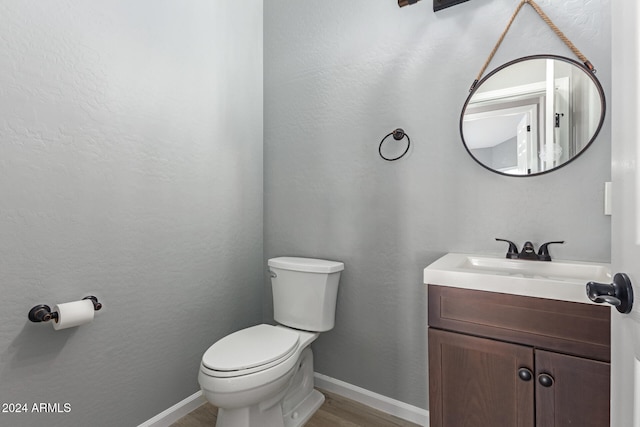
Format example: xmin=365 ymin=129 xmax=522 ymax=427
xmin=495 ymin=238 xmax=564 ymax=261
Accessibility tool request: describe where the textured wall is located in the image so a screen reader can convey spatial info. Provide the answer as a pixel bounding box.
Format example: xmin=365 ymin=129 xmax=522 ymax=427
xmin=0 ymin=1 xmax=263 ymax=426
xmin=264 ymin=0 xmax=611 ymax=409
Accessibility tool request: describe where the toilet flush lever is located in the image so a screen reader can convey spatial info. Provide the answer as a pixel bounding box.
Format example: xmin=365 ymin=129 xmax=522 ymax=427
xmin=269 ymin=270 xmax=277 ymax=278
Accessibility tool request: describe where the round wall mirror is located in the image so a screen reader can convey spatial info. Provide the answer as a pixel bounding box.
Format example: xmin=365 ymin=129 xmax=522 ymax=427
xmin=460 ymin=55 xmax=606 ymax=176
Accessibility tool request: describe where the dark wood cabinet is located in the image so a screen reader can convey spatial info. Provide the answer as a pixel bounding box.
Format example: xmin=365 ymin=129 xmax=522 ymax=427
xmin=428 ymin=285 xmax=611 ymax=427
xmin=535 ymin=350 xmax=610 ymax=427
xmin=429 ymin=328 xmax=534 ymax=427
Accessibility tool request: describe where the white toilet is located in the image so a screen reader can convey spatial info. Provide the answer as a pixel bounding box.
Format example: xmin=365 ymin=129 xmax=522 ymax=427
xmin=198 ymin=257 xmax=344 ymax=427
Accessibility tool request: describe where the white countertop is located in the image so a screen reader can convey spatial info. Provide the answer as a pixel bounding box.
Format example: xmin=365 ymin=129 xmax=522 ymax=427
xmin=423 ymin=252 xmax=611 ymax=305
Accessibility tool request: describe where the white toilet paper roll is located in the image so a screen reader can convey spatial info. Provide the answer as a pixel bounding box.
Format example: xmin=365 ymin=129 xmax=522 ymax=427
xmin=52 ymin=299 xmax=95 ymax=330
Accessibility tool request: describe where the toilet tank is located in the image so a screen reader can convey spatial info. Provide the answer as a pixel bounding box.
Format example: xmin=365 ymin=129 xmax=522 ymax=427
xmin=268 ymin=257 xmax=344 ymax=332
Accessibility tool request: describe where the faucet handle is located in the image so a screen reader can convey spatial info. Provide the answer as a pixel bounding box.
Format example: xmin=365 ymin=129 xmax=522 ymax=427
xmin=537 ymin=241 xmax=565 ymax=261
xmin=495 ymin=238 xmax=519 ymax=259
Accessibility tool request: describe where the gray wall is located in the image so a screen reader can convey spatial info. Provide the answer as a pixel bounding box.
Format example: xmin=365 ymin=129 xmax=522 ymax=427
xmin=0 ymin=1 xmax=263 ymax=426
xmin=264 ymin=0 xmax=611 ymax=410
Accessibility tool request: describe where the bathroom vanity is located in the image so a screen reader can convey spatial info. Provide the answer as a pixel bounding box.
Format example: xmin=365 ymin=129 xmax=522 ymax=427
xmin=424 ymin=253 xmax=612 ymax=427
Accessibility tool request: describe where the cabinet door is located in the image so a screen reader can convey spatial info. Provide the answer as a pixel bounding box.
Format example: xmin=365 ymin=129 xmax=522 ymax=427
xmin=535 ymin=350 xmax=610 ymax=427
xmin=429 ymin=328 xmax=534 ymax=427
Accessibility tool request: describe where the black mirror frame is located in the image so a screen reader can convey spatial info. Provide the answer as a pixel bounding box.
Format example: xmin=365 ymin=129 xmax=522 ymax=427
xmin=460 ymin=54 xmax=606 ymax=177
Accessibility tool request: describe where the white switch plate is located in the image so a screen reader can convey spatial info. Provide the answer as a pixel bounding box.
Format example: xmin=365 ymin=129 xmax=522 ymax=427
xmin=604 ymin=181 xmax=612 ymax=216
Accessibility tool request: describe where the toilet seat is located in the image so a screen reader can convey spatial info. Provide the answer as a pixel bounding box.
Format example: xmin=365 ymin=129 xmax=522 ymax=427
xmin=201 ymin=324 xmax=300 ymax=378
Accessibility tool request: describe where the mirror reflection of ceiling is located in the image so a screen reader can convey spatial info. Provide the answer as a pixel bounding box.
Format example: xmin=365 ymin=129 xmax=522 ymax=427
xmin=460 ymin=55 xmax=605 ymax=177
xmin=465 ymin=113 xmax=526 ymax=149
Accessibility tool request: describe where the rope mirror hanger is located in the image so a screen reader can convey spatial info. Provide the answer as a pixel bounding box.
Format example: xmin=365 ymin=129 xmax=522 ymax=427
xmin=470 ymin=0 xmax=596 ymax=93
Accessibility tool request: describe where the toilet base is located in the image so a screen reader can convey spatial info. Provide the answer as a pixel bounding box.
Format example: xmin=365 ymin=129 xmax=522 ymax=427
xmin=213 ymin=347 xmax=322 ymax=427
xmin=216 ymin=404 xmax=284 ymax=427
xmin=283 ymin=389 xmax=324 ymax=427
xmin=215 ymin=389 xmax=324 ymax=427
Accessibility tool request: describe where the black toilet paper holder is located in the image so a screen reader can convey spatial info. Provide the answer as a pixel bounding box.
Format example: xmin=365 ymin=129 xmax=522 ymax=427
xmin=28 ymin=296 xmax=102 ymax=323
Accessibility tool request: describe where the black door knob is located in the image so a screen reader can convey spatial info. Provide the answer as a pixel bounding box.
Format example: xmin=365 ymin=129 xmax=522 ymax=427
xmin=538 ymin=373 xmax=554 ymax=387
xmin=586 ymin=272 xmax=634 ymax=314
xmin=518 ymin=367 xmax=533 ymax=382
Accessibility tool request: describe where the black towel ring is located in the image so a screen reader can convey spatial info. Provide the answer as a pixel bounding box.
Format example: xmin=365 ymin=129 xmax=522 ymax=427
xmin=379 ymin=128 xmax=410 ymax=161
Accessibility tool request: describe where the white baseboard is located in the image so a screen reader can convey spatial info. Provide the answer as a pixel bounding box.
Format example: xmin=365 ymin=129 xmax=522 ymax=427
xmin=137 ymin=390 xmax=205 ymax=427
xmin=314 ymin=373 xmax=430 ymax=426
xmin=138 ymin=374 xmax=430 ymax=427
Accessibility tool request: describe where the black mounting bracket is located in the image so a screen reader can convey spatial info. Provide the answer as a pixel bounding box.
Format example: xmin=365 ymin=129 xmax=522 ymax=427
xmin=434 ymin=0 xmax=470 ymax=12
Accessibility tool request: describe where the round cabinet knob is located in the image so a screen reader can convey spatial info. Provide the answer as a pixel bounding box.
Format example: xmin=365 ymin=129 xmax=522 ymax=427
xmin=518 ymin=368 xmax=533 ymax=382
xmin=538 ymin=373 xmax=554 ymax=387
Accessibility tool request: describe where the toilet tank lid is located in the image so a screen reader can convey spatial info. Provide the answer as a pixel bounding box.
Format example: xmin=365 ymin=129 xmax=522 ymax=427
xmin=268 ymin=257 xmax=344 ymax=273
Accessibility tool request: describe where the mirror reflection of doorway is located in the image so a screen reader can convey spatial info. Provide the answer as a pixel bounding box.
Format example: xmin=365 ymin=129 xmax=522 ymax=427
xmin=464 ymin=101 xmax=540 ymax=174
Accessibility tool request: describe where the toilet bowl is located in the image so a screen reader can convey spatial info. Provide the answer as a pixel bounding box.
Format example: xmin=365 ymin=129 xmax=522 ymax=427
xmin=198 ymin=257 xmax=344 ymax=427
xmin=199 ymin=325 xmax=321 ymax=427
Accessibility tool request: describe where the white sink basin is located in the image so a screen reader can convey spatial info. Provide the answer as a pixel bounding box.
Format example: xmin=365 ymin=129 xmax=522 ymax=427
xmin=423 ymin=253 xmax=611 ymax=304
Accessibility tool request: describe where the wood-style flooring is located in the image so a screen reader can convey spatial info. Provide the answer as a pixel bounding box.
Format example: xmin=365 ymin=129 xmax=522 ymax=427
xmin=171 ymin=389 xmax=421 ymax=427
